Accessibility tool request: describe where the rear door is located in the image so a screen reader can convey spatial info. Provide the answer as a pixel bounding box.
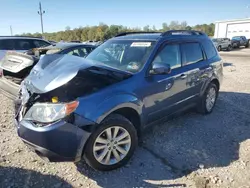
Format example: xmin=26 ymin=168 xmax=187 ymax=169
xmin=180 ymin=42 xmax=207 ymax=99
xmin=222 ymin=38 xmax=228 ymax=49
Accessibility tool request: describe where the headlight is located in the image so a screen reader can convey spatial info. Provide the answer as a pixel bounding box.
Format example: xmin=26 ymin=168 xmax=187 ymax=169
xmin=24 ymin=101 xmax=79 ymax=123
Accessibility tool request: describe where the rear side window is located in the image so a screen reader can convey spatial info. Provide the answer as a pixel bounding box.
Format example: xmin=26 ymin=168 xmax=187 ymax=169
xmin=0 ymin=39 xmax=15 ymax=50
xmin=181 ymin=43 xmax=204 ymax=65
xmin=202 ymin=40 xmax=217 ymax=59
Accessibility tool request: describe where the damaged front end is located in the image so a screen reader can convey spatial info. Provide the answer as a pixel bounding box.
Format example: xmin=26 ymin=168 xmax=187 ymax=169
xmin=0 ymin=51 xmax=39 ymax=99
xmin=15 ymin=54 xmax=132 ymax=162
xmin=16 ymin=54 xmax=132 ymax=127
xmin=0 ymin=46 xmax=63 ymax=100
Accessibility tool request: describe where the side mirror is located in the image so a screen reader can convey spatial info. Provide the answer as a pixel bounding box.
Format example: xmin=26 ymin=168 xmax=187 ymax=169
xmin=150 ymin=63 xmax=171 ymax=75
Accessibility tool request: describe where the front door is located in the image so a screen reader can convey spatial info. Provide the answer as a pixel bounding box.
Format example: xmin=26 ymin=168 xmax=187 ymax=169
xmin=140 ymin=43 xmax=190 ymax=124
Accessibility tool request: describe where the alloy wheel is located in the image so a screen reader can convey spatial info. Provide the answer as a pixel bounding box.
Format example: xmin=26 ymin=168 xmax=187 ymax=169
xmin=93 ymin=126 xmax=131 ymax=165
xmin=206 ymin=87 xmax=216 ymax=112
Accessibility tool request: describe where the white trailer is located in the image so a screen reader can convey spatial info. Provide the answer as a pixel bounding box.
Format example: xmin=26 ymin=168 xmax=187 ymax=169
xmin=214 ymin=18 xmax=250 ymax=39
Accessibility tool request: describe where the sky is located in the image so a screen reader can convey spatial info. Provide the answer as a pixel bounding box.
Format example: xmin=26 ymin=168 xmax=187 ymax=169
xmin=0 ymin=0 xmax=249 ymax=35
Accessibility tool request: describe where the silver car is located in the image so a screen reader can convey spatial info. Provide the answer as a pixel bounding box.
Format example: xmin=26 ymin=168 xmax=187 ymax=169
xmin=212 ymin=38 xmax=233 ymax=51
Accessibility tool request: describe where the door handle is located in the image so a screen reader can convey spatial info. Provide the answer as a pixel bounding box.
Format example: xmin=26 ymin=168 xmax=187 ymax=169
xmin=180 ymin=74 xmax=187 ymax=79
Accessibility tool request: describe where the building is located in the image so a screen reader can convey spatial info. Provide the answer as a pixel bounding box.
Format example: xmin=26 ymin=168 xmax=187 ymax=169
xmin=214 ymin=18 xmax=250 ymax=39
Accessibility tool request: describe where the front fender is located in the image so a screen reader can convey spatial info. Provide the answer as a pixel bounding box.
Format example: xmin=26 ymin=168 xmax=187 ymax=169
xmin=79 ymin=93 xmax=143 ymax=124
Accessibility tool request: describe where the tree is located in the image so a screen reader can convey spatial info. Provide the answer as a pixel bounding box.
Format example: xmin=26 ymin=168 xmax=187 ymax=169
xmin=143 ymin=25 xmax=150 ymax=32
xmin=152 ymin=25 xmax=156 ymax=31
xmin=180 ymin=21 xmax=187 ymax=29
xmin=185 ymin=26 xmax=192 ymax=30
xmin=169 ymin=21 xmax=179 ymax=30
xmin=21 ymin=21 xmax=215 ymax=42
xmin=65 ymin=26 xmax=71 ymax=31
xmin=162 ymin=23 xmax=169 ymax=31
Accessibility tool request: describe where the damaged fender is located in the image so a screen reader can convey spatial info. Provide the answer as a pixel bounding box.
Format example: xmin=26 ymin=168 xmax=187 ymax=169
xmin=75 ymin=93 xmax=143 ymax=125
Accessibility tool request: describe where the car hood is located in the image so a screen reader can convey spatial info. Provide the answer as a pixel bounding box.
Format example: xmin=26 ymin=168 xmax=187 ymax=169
xmin=24 ymin=54 xmax=131 ymax=94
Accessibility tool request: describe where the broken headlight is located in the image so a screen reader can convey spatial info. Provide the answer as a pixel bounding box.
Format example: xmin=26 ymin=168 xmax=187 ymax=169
xmin=24 ymin=101 xmax=79 ymax=124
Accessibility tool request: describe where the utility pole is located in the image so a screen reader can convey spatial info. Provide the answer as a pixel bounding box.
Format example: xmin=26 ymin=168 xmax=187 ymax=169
xmin=247 ymin=5 xmax=250 ymax=18
xmin=10 ymin=25 xmax=13 ymax=36
xmin=37 ymin=2 xmax=45 ymax=35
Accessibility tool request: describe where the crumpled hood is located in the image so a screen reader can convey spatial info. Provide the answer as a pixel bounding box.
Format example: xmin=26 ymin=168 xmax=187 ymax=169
xmin=24 ymin=54 xmax=96 ymax=94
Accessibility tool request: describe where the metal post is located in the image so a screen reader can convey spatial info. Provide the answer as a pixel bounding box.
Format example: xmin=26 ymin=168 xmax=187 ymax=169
xmin=38 ymin=2 xmax=45 ymax=34
xmin=10 ymin=25 xmax=13 ymax=36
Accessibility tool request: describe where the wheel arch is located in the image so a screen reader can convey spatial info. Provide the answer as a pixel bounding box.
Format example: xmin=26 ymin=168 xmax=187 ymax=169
xmin=200 ymin=77 xmax=220 ymax=97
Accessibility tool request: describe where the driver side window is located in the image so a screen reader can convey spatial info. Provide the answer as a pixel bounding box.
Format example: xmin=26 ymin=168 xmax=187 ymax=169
xmin=152 ymin=44 xmax=181 ymax=69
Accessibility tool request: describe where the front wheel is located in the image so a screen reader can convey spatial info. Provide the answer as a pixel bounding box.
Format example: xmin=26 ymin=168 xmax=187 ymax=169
xmin=245 ymin=41 xmax=249 ymax=48
xmin=83 ymin=114 xmax=138 ymax=171
xmin=197 ymin=83 xmax=218 ymax=114
xmin=227 ymin=45 xmax=232 ymax=51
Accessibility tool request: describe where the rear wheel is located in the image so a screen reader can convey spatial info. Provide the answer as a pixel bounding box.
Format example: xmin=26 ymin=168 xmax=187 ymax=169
xmin=217 ymin=46 xmax=221 ymax=52
xmin=197 ymin=83 xmax=218 ymax=114
xmin=83 ymin=114 xmax=138 ymax=171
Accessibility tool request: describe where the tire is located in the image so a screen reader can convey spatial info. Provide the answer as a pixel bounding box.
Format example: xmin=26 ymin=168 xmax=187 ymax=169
xmin=217 ymin=46 xmax=221 ymax=52
xmin=245 ymin=41 xmax=249 ymax=48
xmin=227 ymin=45 xmax=232 ymax=51
xmin=83 ymin=114 xmax=138 ymax=171
xmin=197 ymin=83 xmax=218 ymax=114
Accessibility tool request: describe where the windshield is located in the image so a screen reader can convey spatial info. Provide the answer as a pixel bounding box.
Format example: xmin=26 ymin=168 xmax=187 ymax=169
xmin=212 ymin=39 xmax=218 ymax=42
xmin=232 ymin=36 xmax=241 ymax=40
xmin=86 ymin=40 xmax=156 ymax=73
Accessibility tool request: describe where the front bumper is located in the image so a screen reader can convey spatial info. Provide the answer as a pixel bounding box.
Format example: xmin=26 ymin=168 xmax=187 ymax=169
xmin=0 ymin=77 xmax=19 ymax=100
xmin=16 ymin=115 xmax=93 ymax=162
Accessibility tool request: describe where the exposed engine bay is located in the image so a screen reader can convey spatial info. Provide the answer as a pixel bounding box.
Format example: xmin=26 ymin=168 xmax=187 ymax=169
xmin=17 ymin=55 xmax=132 ymax=117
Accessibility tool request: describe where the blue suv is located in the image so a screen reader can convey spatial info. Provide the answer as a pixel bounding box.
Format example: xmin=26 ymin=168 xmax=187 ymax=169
xmin=15 ymin=30 xmax=223 ymax=171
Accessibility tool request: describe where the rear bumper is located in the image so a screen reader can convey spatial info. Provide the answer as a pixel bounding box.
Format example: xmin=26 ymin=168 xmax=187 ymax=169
xmin=0 ymin=77 xmax=19 ymax=100
xmin=16 ymin=116 xmax=93 ymax=162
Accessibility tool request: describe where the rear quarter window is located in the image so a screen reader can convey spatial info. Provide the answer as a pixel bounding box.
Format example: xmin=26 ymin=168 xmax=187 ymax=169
xmin=202 ymin=40 xmax=217 ymax=59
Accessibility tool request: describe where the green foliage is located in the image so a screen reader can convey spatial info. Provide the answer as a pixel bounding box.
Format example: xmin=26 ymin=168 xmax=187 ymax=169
xmin=19 ymin=21 xmax=215 ymax=41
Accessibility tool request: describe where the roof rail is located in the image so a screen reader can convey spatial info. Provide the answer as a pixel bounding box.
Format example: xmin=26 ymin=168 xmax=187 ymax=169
xmin=115 ymin=32 xmax=161 ymax=37
xmin=161 ymin=30 xmax=206 ymax=36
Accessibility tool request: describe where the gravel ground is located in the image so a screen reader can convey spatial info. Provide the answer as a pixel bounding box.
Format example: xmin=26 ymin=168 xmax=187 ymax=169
xmin=0 ymin=48 xmax=250 ymax=188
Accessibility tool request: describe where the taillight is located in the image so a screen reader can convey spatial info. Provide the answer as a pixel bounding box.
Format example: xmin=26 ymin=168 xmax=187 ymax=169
xmin=0 ymin=69 xmax=3 ymax=77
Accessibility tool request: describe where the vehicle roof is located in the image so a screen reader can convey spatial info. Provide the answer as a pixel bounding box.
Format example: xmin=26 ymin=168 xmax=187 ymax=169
xmin=232 ymin=36 xmax=245 ymax=37
xmin=112 ymin=32 xmax=208 ymax=41
xmin=0 ymin=36 xmax=47 ymax=40
xmin=45 ymin=42 xmax=96 ymax=50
